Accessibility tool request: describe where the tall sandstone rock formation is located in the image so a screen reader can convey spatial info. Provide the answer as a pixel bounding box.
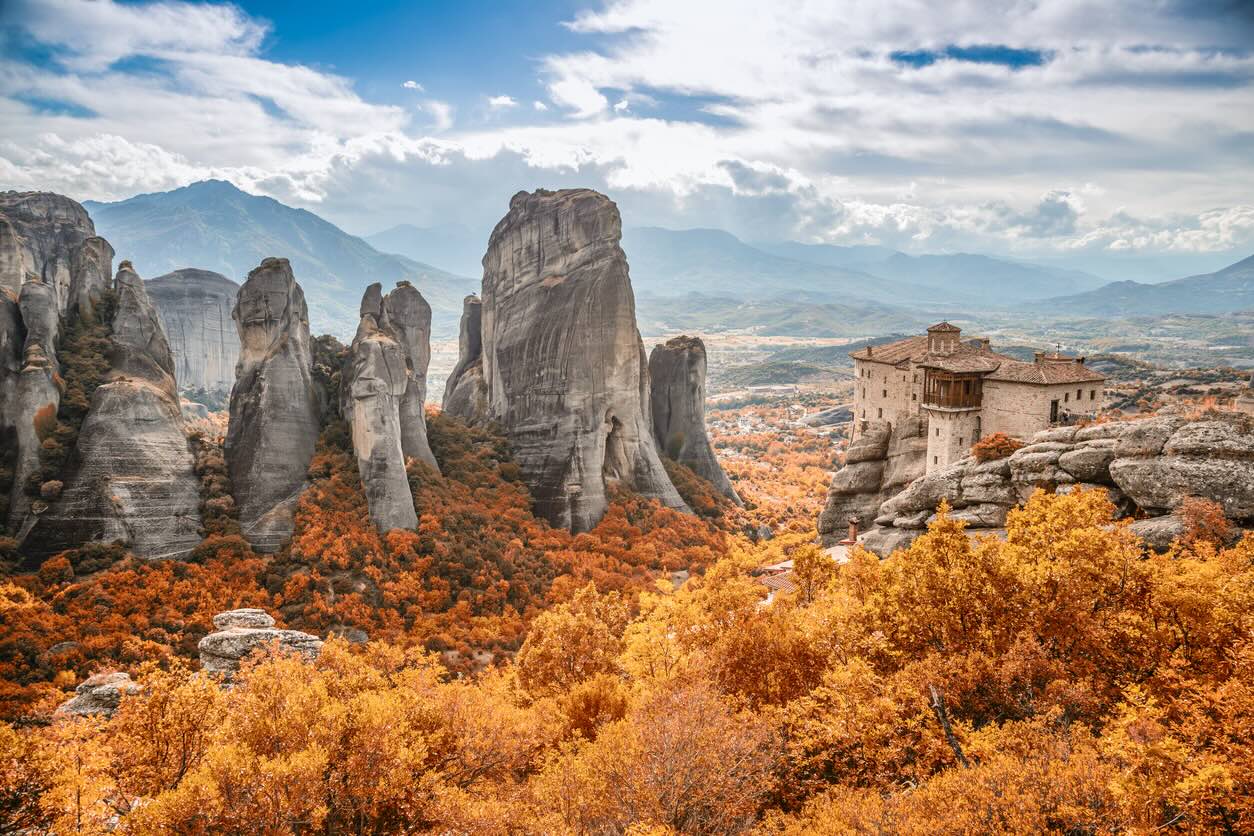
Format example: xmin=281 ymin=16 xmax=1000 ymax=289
xmin=341 ymin=283 xmax=427 ymax=533
xmin=444 ymin=189 xmax=686 ymax=532
xmin=0 ymin=193 xmax=116 ymax=537
xmin=226 ymin=258 xmax=321 ymax=551
xmin=23 ymin=263 xmax=202 ymax=559
xmin=442 ymin=294 xmax=486 ymax=422
xmin=380 ymin=282 xmax=438 ymax=468
xmin=648 ymin=336 xmax=740 ymax=502
xmin=147 ymin=268 xmax=240 ymax=395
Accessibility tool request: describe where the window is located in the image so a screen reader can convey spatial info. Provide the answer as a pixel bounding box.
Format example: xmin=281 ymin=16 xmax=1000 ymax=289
xmin=861 ymin=388 xmax=865 ymax=399
xmin=935 ymin=427 xmax=940 ymax=437
xmin=877 ymin=408 xmax=883 ymax=418
xmin=958 ymin=437 xmax=964 ymax=446
xmin=913 ymin=373 xmax=918 ymax=383
xmin=1065 ymin=392 xmax=1070 ymax=402
xmin=882 ymin=389 xmax=887 ymax=398
xmin=912 ymin=393 xmax=916 ymax=401
xmin=1090 ymin=389 xmax=1096 ymax=400
xmin=1077 ymin=389 xmax=1082 ymax=400
xmin=933 ymin=456 xmax=938 ymax=465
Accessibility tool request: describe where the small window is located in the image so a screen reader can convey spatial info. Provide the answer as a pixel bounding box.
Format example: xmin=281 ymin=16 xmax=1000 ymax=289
xmin=913 ymin=373 xmax=918 ymax=383
xmin=877 ymin=408 xmax=883 ymax=418
xmin=1077 ymin=389 xmax=1082 ymax=400
xmin=912 ymin=393 xmax=916 ymax=401
xmin=935 ymin=428 xmax=940 ymax=437
xmin=933 ymin=456 xmax=938 ymax=465
xmin=1090 ymin=389 xmax=1096 ymax=400
xmin=1065 ymin=392 xmax=1070 ymax=402
xmin=882 ymin=389 xmax=887 ymax=398
xmin=958 ymin=437 xmax=964 ymax=447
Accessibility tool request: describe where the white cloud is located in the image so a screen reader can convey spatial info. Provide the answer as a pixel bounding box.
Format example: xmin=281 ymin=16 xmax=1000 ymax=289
xmin=1 ymin=0 xmax=1251 ymax=263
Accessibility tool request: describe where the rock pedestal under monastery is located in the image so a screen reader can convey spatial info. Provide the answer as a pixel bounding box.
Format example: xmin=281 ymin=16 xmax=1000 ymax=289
xmin=443 ymin=189 xmax=687 ymax=531
xmin=648 ymin=335 xmax=740 ymax=503
xmin=225 ymin=258 xmax=321 ymax=552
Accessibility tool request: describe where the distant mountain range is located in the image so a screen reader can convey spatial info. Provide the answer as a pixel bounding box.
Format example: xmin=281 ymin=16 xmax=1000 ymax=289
xmin=85 ymin=181 xmax=476 ymax=337
xmin=1035 ymin=255 xmax=1254 ymax=317
xmin=79 ymin=181 xmax=1254 ymax=341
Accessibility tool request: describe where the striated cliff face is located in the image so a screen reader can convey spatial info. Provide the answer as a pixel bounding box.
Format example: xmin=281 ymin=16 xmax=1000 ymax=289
xmin=22 ymin=263 xmax=202 ymax=560
xmin=442 ymin=294 xmax=486 ymax=422
xmin=448 ymin=188 xmax=686 ymax=532
xmin=147 ymin=268 xmax=240 ymax=396
xmin=342 ymin=284 xmax=420 ymax=532
xmin=648 ymin=335 xmax=740 ymax=503
xmin=225 ymin=258 xmax=320 ymax=552
xmin=0 ymin=192 xmax=97 ymax=311
xmin=68 ymin=236 xmax=115 ymax=320
xmin=845 ymin=409 xmax=1254 ymax=557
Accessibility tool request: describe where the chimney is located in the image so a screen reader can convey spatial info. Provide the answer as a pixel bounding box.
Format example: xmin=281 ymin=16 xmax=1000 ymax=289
xmin=1034 ymin=351 xmax=1046 ymax=364
xmin=866 ymin=344 xmax=873 ymax=356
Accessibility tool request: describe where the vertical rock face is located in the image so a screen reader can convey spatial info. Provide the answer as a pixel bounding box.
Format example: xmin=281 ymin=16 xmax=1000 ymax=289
xmin=22 ymin=263 xmax=202 ymax=560
xmin=226 ymin=258 xmax=320 ymax=551
xmin=0 ymin=192 xmax=97 ymax=311
xmin=342 ymin=284 xmax=419 ymax=532
xmin=146 ymin=268 xmax=241 ymax=396
xmin=7 ymin=280 xmax=61 ymax=535
xmin=68 ymin=236 xmax=115 ymax=320
xmin=648 ymin=335 xmax=740 ymax=502
xmin=459 ymin=188 xmax=686 ymax=532
xmin=381 ymin=282 xmax=438 ymax=469
xmin=442 ymin=294 xmax=487 ymax=422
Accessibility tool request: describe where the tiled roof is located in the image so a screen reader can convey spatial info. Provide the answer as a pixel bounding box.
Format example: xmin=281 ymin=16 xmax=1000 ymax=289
xmin=986 ymin=359 xmax=1106 ymax=384
xmin=849 ymin=335 xmax=929 ymax=365
xmin=927 ymin=321 xmax=961 ymax=332
xmin=916 ymin=348 xmax=1009 ymax=374
xmin=757 ymin=572 xmax=797 ymax=594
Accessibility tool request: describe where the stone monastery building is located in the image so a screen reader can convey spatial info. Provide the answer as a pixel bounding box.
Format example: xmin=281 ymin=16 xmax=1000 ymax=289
xmin=850 ymin=322 xmax=1106 ymax=473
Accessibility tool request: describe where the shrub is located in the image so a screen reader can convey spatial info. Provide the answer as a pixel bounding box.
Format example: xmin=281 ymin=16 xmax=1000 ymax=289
xmin=1178 ymin=496 xmax=1234 ymax=548
xmin=971 ymin=432 xmax=1025 ymax=462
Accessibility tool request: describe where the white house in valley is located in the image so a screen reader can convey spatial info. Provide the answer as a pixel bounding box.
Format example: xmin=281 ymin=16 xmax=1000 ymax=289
xmin=849 ymin=322 xmax=1106 ymax=473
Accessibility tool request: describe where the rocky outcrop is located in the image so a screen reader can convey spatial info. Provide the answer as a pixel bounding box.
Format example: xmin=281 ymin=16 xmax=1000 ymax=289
xmin=342 ymin=285 xmax=419 ymax=532
xmin=649 ymin=336 xmax=739 ymax=502
xmin=818 ymin=415 xmax=927 ymax=545
xmin=0 ymin=192 xmax=97 ymax=311
xmin=147 ymin=268 xmax=240 ymax=396
xmin=848 ymin=410 xmax=1254 ymax=557
xmin=380 ymin=282 xmax=438 ymax=469
xmin=54 ymin=671 xmax=140 ymax=718
xmin=225 ymin=258 xmax=321 ymax=552
xmin=442 ymin=294 xmax=487 ymax=422
xmin=198 ymin=609 xmax=322 ymax=682
xmin=447 ymin=189 xmax=686 ymax=531
xmin=22 ymin=263 xmax=202 ymax=560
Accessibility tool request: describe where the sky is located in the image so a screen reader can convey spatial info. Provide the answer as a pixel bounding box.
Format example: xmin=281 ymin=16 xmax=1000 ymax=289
xmin=1 ymin=0 xmax=1253 ymax=278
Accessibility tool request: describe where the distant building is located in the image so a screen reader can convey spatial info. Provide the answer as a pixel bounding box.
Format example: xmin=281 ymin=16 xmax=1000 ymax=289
xmin=849 ymin=322 xmax=1106 ymax=473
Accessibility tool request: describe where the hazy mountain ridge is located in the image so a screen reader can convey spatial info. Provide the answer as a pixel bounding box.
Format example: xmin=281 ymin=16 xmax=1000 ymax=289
xmin=84 ymin=181 xmax=476 ymax=337
xmin=1036 ymin=254 xmax=1254 ymax=317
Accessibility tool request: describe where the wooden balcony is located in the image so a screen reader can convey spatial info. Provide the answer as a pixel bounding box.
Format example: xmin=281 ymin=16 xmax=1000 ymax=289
xmin=922 ymin=370 xmax=983 ymax=409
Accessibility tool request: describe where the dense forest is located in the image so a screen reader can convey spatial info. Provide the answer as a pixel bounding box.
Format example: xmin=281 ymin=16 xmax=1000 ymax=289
xmin=2 ymin=484 xmax=1251 ymax=832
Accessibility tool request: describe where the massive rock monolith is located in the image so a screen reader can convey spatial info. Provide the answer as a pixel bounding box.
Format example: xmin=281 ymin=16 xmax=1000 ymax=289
xmin=22 ymin=263 xmax=202 ymax=560
xmin=381 ymin=281 xmax=438 ymax=469
xmin=225 ymin=258 xmax=320 ymax=551
xmin=446 ymin=189 xmax=686 ymax=531
xmin=147 ymin=268 xmax=240 ymax=396
xmin=342 ymin=284 xmax=419 ymax=532
xmin=648 ymin=335 xmax=740 ymax=503
xmin=442 ymin=294 xmax=486 ymax=422
xmin=67 ymin=236 xmax=115 ymax=321
xmin=0 ymin=192 xmax=97 ymax=309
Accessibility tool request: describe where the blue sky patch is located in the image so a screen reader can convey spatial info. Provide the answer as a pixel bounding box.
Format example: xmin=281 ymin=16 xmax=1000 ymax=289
xmin=891 ymin=44 xmax=1050 ymax=69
